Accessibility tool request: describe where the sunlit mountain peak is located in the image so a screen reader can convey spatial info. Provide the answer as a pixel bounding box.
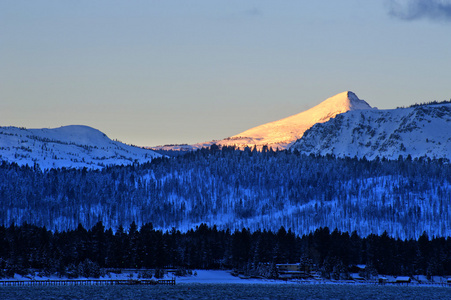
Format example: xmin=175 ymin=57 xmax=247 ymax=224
xmin=217 ymin=91 xmax=372 ymax=150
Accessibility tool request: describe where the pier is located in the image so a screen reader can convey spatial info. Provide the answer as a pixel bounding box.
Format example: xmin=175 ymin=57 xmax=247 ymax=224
xmin=0 ymin=278 xmax=176 ymax=287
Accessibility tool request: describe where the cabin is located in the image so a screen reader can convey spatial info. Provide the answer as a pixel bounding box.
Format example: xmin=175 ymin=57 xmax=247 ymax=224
xmin=378 ymin=277 xmax=388 ymax=284
xmin=276 ymin=263 xmax=313 ymax=279
xmin=350 ymin=273 xmax=365 ymax=281
xmin=394 ymin=276 xmax=411 ymax=284
xmin=277 ymin=264 xmax=301 ymax=272
xmin=349 ymin=264 xmax=366 ymax=273
xmin=276 ymin=264 xmax=302 ymax=279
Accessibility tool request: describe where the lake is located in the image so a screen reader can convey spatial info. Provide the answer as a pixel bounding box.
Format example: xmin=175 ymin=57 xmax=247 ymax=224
xmin=0 ymin=283 xmax=450 ymax=299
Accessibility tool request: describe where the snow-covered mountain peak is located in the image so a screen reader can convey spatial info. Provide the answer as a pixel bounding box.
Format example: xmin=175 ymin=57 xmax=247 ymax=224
xmin=33 ymin=125 xmax=108 ymax=146
xmin=0 ymin=125 xmax=161 ymax=170
xmin=347 ymin=91 xmax=372 ymax=109
xmin=299 ymin=91 xmax=371 ymax=124
xmin=151 ymin=91 xmax=374 ymax=152
xmin=214 ymin=91 xmax=372 ymax=149
xmin=313 ymin=91 xmax=371 ymax=114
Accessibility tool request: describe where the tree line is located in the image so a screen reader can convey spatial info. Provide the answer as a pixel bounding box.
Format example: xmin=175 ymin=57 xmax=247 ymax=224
xmin=1 ymin=222 xmax=450 ymax=279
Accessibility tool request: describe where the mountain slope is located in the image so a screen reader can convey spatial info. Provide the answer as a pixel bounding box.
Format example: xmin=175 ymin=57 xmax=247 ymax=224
xmin=2 ymin=148 xmax=450 ymax=239
xmin=291 ymin=103 xmax=451 ymax=160
xmin=0 ymin=125 xmax=161 ymax=169
xmin=151 ymin=91 xmax=372 ymax=151
xmin=219 ymin=91 xmax=372 ymax=149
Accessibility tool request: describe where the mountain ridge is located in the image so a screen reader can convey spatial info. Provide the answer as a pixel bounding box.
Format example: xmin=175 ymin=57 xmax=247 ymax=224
xmin=0 ymin=125 xmax=161 ymax=169
xmin=291 ymin=103 xmax=451 ymax=160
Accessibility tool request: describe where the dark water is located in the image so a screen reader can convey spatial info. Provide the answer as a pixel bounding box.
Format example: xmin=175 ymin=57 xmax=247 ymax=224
xmin=0 ymin=284 xmax=450 ymax=300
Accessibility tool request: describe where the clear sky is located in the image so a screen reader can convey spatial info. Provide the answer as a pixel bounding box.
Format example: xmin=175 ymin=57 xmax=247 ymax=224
xmin=1 ymin=0 xmax=451 ymax=147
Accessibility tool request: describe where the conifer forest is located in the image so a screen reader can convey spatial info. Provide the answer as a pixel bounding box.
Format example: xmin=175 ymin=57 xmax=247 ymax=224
xmin=1 ymin=147 xmax=451 ymax=278
xmin=1 ymin=147 xmax=450 ymax=239
xmin=1 ymin=223 xmax=450 ymax=279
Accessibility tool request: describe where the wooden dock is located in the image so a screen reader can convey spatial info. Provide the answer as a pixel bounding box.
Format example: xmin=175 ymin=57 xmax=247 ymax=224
xmin=0 ymin=278 xmax=176 ymax=287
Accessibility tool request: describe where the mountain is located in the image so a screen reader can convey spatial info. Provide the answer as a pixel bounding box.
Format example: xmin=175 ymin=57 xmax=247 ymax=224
xmin=151 ymin=91 xmax=373 ymax=151
xmin=218 ymin=91 xmax=372 ymax=149
xmin=291 ymin=103 xmax=451 ymax=160
xmin=0 ymin=125 xmax=161 ymax=169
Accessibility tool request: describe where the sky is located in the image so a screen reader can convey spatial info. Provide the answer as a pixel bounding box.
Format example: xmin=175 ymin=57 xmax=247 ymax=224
xmin=1 ymin=0 xmax=451 ymax=147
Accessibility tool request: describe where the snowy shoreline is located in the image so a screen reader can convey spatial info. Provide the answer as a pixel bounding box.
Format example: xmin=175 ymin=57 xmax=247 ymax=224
xmin=2 ymin=270 xmax=450 ymax=287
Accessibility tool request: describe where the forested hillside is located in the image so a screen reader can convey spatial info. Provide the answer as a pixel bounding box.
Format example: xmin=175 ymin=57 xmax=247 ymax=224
xmin=1 ymin=147 xmax=450 ymax=239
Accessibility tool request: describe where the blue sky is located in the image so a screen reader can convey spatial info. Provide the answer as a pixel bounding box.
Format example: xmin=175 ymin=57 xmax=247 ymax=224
xmin=1 ymin=1 xmax=450 ymax=146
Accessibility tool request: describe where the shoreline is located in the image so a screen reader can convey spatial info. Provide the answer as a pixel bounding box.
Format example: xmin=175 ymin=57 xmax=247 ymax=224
xmin=1 ymin=270 xmax=450 ymax=287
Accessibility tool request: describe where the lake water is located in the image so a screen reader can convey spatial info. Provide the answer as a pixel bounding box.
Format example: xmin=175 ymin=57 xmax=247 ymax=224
xmin=0 ymin=283 xmax=450 ymax=299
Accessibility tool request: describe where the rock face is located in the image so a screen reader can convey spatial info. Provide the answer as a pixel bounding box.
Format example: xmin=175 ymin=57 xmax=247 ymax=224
xmin=0 ymin=125 xmax=161 ymax=169
xmin=291 ymin=103 xmax=451 ymax=160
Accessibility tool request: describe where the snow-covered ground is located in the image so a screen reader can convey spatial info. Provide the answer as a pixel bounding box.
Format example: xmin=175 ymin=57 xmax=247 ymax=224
xmin=174 ymin=270 xmax=279 ymax=284
xmin=0 ymin=270 xmax=273 ymax=284
xmin=3 ymin=271 xmax=450 ymax=287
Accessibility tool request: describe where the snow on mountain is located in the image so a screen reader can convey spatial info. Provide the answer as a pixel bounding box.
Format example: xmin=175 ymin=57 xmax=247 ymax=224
xmin=291 ymin=103 xmax=451 ymax=160
xmin=0 ymin=125 xmax=161 ymax=169
xmin=151 ymin=91 xmax=372 ymax=151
